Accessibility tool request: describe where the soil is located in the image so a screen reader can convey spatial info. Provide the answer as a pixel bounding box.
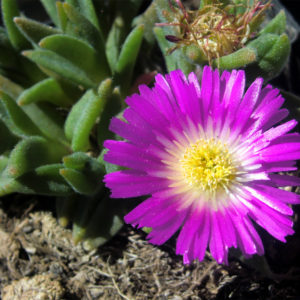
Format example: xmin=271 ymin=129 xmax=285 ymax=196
xmin=0 ymin=195 xmax=300 ymax=300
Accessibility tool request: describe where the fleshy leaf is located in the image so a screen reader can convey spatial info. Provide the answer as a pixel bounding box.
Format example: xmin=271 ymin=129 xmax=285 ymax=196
xmin=56 ymin=196 xmax=78 ymax=227
xmin=63 ymin=152 xmax=105 ymax=174
xmin=259 ymin=10 xmax=286 ymax=36
xmin=20 ymin=102 xmax=69 ymax=146
xmin=105 ymin=16 xmax=125 ymax=72
xmin=56 ymin=1 xmax=68 ymax=31
xmin=39 ymin=34 xmax=109 ymax=84
xmin=40 ymin=0 xmax=60 ymax=27
xmin=0 ymin=163 xmax=71 ymax=197
xmin=115 ymin=24 xmax=144 ymax=96
xmin=64 ymin=0 xmax=100 ymax=31
xmin=133 ymin=1 xmax=158 ymax=45
xmin=0 ymin=154 xmax=8 ymax=173
xmin=97 ymin=88 xmax=123 ymax=149
xmin=0 ymin=74 xmax=23 ymax=99
xmin=72 ymin=196 xmax=99 ymax=243
xmin=17 ymin=78 xmax=73 ymax=107
xmin=0 ymin=119 xmax=19 ymax=154
xmin=23 ymin=49 xmax=96 ymax=88
xmin=154 ymin=26 xmax=179 ymax=72
xmin=64 ymin=89 xmax=94 ymax=142
xmin=3 ymin=136 xmax=69 ymax=178
xmin=247 ymin=33 xmax=290 ymax=81
xmin=83 ymin=196 xmax=124 ymax=250
xmin=213 ymin=47 xmax=257 ymax=69
xmin=59 ymin=168 xmax=99 ymax=195
xmin=61 ymin=152 xmax=105 ymax=195
xmin=62 ymin=3 xmax=104 ymax=52
xmin=14 ymin=17 xmax=60 ymax=45
xmin=0 ymin=91 xmax=42 ymax=137
xmin=70 ymin=79 xmax=113 ymax=152
xmin=153 ymin=26 xmax=195 ymax=75
xmin=1 ymin=0 xmax=31 ymax=50
xmin=17 ymin=163 xmax=73 ymax=196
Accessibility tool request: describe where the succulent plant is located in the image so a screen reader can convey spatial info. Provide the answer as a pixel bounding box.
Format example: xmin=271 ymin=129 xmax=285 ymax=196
xmin=0 ymin=0 xmax=145 ymax=249
xmin=138 ymin=0 xmax=291 ymax=82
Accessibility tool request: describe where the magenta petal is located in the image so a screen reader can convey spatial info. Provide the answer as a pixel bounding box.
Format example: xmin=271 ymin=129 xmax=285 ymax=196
xmin=176 ymin=208 xmax=208 ymax=261
xmin=269 ymin=174 xmax=300 ymax=187
xmin=244 ymin=217 xmax=264 ymax=256
xmin=228 ymin=210 xmax=257 ymax=256
xmin=218 ymin=209 xmax=237 ymax=249
xmin=245 ymin=185 xmax=294 ymax=215
xmin=209 ymin=211 xmax=225 ymax=263
xmin=192 ymin=209 xmax=210 ymax=262
xmin=250 ymin=184 xmax=300 ymax=204
xmin=147 ymin=208 xmax=188 ymax=245
xmin=104 ymin=171 xmax=167 ymax=198
xmin=109 ymin=117 xmax=156 ymax=146
xmin=246 ymin=202 xmax=294 ymax=242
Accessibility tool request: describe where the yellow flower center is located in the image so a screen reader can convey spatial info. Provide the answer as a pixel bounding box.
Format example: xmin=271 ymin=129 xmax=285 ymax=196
xmin=180 ymin=138 xmax=236 ymax=192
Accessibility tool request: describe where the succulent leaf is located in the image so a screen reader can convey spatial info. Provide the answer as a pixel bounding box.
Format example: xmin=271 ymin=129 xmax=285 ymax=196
xmin=246 ymin=33 xmax=290 ymax=81
xmin=1 ymin=0 xmax=31 ymax=50
xmin=259 ymin=10 xmax=286 ymax=36
xmin=106 ymin=16 xmax=125 ymax=72
xmin=83 ymin=196 xmax=124 ymax=250
xmin=18 ymin=163 xmax=73 ymax=196
xmin=0 ymin=119 xmax=19 ymax=154
xmin=61 ymin=152 xmax=105 ymax=195
xmin=3 ymin=136 xmax=68 ymax=178
xmin=0 ymin=73 xmax=23 ymax=98
xmin=20 ymin=102 xmax=69 ymax=146
xmin=0 ymin=91 xmax=43 ymax=137
xmin=40 ymin=0 xmax=60 ymax=27
xmin=64 ymin=0 xmax=100 ymax=31
xmin=14 ymin=17 xmax=60 ymax=46
xmin=23 ymin=49 xmax=97 ymax=88
xmin=154 ymin=27 xmax=194 ymax=74
xmin=154 ymin=27 xmax=177 ymax=72
xmin=59 ymin=168 xmax=99 ymax=195
xmin=56 ymin=196 xmax=78 ymax=227
xmin=114 ymin=24 xmax=144 ymax=96
xmin=56 ymin=1 xmax=68 ymax=31
xmin=70 ymin=79 xmax=112 ymax=152
xmin=17 ymin=78 xmax=73 ymax=107
xmin=72 ymin=196 xmax=100 ymax=243
xmin=213 ymin=47 xmax=257 ymax=69
xmin=97 ymin=87 xmax=123 ymax=149
xmin=62 ymin=3 xmax=106 ymax=54
xmin=0 ymin=154 xmax=9 ymax=173
xmin=39 ymin=34 xmax=109 ymax=84
xmin=63 ymin=152 xmax=105 ymax=174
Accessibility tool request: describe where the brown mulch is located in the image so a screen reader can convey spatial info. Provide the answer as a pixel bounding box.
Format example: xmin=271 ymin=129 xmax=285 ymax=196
xmin=0 ymin=196 xmax=300 ymax=300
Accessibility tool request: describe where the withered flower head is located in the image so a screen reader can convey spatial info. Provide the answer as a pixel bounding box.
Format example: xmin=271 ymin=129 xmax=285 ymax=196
xmin=158 ymin=0 xmax=271 ymax=65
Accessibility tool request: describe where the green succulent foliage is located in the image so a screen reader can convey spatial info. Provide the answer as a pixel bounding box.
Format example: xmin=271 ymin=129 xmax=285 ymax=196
xmin=0 ymin=0 xmax=145 ymax=247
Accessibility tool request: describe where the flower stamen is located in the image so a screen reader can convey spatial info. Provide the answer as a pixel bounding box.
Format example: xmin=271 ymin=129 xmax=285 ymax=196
xmin=180 ymin=138 xmax=237 ymax=192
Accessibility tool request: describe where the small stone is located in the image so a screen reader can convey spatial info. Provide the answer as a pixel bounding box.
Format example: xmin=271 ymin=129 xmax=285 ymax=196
xmin=2 ymin=274 xmax=65 ymax=300
xmin=49 ymin=263 xmax=64 ymax=275
xmin=22 ymin=225 xmax=33 ymax=233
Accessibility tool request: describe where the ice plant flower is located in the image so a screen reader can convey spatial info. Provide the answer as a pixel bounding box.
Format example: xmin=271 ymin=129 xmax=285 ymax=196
xmin=104 ymin=66 xmax=300 ymax=264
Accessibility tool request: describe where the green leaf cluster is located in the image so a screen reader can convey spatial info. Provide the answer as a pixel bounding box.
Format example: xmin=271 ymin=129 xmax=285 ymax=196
xmin=0 ymin=0 xmax=145 ymax=247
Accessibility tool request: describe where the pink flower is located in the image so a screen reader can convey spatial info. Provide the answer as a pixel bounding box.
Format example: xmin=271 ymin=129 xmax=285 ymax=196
xmin=104 ymin=66 xmax=300 ymax=264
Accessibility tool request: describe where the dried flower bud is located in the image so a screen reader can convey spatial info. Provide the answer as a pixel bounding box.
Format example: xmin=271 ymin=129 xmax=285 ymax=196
xmin=158 ymin=0 xmax=271 ymax=64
